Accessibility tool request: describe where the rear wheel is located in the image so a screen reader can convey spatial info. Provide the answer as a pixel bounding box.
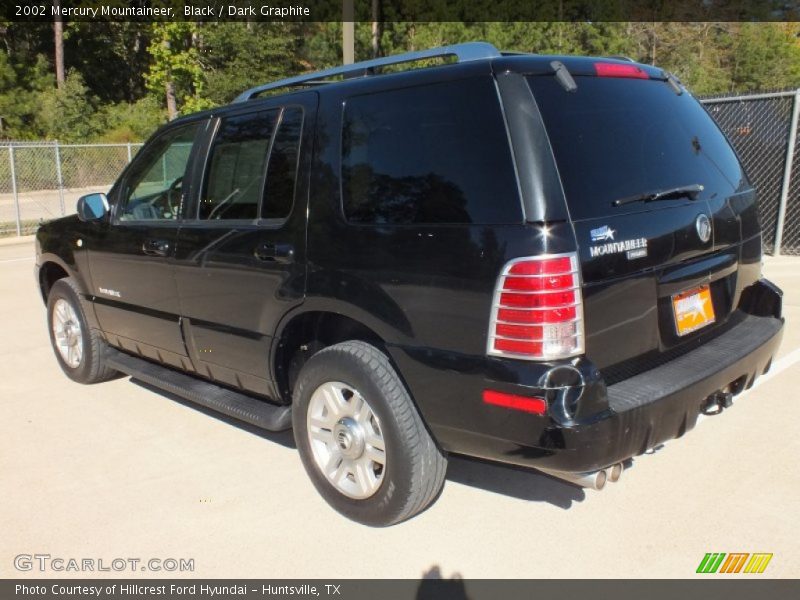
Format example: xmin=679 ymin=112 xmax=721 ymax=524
xmin=47 ymin=277 xmax=117 ymax=384
xmin=292 ymin=340 xmax=447 ymax=526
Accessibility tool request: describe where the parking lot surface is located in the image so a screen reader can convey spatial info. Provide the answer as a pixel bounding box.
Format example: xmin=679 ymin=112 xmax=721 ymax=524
xmin=1 ymin=237 xmax=798 ymax=578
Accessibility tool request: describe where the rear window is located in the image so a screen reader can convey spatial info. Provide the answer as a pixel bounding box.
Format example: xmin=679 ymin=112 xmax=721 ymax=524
xmin=527 ymin=76 xmax=746 ymax=220
xmin=341 ymin=77 xmax=522 ymax=225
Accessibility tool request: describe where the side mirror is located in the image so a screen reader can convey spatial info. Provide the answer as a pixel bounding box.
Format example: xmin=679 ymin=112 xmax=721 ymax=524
xmin=77 ymin=193 xmax=109 ymax=222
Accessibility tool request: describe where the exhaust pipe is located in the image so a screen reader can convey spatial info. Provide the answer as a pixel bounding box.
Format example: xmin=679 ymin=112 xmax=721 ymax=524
xmin=606 ymin=463 xmax=625 ymax=483
xmin=606 ymin=462 xmax=624 ymax=483
xmin=540 ymin=468 xmax=607 ymax=491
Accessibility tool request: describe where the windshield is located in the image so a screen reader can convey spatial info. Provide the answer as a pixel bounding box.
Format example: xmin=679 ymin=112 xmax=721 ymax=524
xmin=527 ymin=76 xmax=746 ymax=220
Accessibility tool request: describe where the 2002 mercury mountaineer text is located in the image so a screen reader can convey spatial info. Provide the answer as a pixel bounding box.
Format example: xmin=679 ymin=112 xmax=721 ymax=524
xmin=35 ymin=43 xmax=784 ymax=526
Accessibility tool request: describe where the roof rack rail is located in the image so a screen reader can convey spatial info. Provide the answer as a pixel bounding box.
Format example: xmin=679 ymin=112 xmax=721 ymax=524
xmin=234 ymin=42 xmax=501 ymax=103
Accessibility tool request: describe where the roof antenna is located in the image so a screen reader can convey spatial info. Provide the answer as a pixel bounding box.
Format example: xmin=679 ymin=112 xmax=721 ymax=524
xmin=550 ymin=61 xmax=577 ymax=92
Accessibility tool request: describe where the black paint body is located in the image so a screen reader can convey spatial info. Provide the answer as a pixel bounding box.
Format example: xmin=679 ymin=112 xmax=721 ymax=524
xmin=36 ymin=54 xmax=784 ymax=473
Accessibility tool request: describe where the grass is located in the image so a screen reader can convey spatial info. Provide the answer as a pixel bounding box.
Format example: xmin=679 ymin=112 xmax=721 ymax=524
xmin=0 ymin=220 xmax=40 ymax=238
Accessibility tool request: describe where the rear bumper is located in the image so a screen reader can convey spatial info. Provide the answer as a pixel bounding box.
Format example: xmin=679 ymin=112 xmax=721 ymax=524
xmin=391 ymin=280 xmax=784 ymax=474
xmin=561 ymin=312 xmax=782 ymax=471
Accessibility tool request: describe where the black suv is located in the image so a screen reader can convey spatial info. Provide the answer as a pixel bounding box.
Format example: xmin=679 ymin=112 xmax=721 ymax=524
xmin=36 ymin=43 xmax=784 ymax=526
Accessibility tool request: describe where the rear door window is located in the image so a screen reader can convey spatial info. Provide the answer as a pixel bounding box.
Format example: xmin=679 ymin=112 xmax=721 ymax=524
xmin=527 ymin=76 xmax=746 ymax=220
xmin=341 ymin=77 xmax=522 ymax=225
xmin=262 ymin=107 xmax=303 ymax=220
xmin=200 ymin=110 xmax=278 ymax=220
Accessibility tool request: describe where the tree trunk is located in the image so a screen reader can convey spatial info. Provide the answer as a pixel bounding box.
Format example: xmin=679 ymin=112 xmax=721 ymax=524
xmin=371 ymin=0 xmax=382 ymax=58
xmin=53 ymin=0 xmax=65 ymax=88
xmin=650 ymin=22 xmax=657 ymax=65
xmin=165 ymin=78 xmax=178 ymax=120
xmin=342 ymin=0 xmax=354 ymax=64
xmin=162 ymin=37 xmax=178 ymax=120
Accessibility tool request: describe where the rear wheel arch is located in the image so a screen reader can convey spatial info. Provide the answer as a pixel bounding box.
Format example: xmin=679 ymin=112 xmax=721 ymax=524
xmin=272 ymin=310 xmax=391 ymax=404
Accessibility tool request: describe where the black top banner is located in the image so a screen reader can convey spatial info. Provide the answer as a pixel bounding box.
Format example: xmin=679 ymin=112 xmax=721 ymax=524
xmin=6 ymin=0 xmax=800 ymax=23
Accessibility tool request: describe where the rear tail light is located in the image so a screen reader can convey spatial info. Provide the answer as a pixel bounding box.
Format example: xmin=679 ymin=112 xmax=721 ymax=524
xmin=487 ymin=253 xmax=584 ymax=361
xmin=594 ymin=62 xmax=649 ymax=79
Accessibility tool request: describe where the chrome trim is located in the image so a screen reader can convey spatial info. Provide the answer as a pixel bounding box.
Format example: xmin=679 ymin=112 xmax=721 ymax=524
xmin=695 ymin=213 xmax=712 ymax=243
xmin=492 ymin=331 xmax=583 ymax=341
xmin=492 ymin=303 xmax=583 ymax=312
xmin=235 ymin=42 xmax=501 ymax=102
xmin=500 ymin=270 xmax=580 ymax=278
xmin=494 ymin=316 xmax=583 ymax=326
xmin=497 ymin=287 xmax=579 ymax=295
xmin=495 ymin=303 xmax=580 ymax=311
xmin=489 ymin=347 xmax=582 ymax=361
xmin=486 ymin=253 xmax=586 ymax=361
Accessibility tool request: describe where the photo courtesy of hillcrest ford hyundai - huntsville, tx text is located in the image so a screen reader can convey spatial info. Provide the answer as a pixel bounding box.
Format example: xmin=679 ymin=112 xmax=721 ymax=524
xmin=35 ymin=43 xmax=784 ymax=526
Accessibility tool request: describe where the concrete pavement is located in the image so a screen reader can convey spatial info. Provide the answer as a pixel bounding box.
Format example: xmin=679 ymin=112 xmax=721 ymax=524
xmin=1 ymin=241 xmax=798 ymax=578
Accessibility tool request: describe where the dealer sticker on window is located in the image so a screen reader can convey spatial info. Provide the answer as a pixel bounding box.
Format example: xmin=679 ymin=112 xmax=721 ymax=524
xmin=672 ymin=285 xmax=715 ymax=336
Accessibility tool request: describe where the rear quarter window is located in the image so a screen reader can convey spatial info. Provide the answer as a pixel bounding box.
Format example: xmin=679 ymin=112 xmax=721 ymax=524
xmin=341 ymin=77 xmax=522 ymax=225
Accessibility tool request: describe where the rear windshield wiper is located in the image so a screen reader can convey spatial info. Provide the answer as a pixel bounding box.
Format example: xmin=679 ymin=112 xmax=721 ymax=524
xmin=611 ymin=183 xmax=704 ymax=207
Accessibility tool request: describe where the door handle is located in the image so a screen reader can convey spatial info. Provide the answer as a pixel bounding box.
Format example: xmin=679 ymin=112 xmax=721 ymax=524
xmin=254 ymin=242 xmax=294 ymax=264
xmin=142 ymin=239 xmax=170 ymax=257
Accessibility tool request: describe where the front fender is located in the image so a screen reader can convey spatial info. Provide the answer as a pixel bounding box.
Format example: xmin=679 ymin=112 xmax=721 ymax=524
xmin=36 ymin=220 xmax=99 ymax=329
xmin=36 ymin=218 xmax=94 ymax=295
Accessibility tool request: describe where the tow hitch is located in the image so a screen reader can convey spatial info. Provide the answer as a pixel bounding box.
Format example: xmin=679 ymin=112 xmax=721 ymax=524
xmin=702 ymin=389 xmax=734 ymax=415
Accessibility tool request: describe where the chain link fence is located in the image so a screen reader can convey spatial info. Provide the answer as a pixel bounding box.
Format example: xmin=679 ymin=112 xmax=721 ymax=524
xmin=702 ymin=90 xmax=800 ymax=255
xmin=0 ymin=141 xmax=142 ymax=237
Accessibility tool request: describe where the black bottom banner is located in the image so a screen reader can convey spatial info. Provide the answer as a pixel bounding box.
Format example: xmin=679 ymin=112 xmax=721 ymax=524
xmin=3 ymin=580 xmax=800 ymax=600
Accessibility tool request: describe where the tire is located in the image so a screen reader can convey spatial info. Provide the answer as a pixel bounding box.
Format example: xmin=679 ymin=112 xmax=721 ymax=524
xmin=292 ymin=340 xmax=447 ymax=526
xmin=47 ymin=277 xmax=117 ymax=384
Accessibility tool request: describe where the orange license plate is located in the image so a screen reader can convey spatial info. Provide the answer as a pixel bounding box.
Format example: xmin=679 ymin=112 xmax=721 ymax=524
xmin=672 ymin=285 xmax=715 ymax=336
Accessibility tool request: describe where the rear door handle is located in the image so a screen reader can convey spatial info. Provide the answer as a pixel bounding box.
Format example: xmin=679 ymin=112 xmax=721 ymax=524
xmin=254 ymin=242 xmax=294 ymax=264
xmin=142 ymin=239 xmax=170 ymax=257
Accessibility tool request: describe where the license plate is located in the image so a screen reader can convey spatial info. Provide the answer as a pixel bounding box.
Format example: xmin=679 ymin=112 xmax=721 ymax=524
xmin=672 ymin=285 xmax=715 ymax=336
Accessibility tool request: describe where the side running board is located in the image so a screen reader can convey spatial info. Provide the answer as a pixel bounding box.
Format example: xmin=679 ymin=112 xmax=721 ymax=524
xmin=105 ymin=348 xmax=292 ymax=432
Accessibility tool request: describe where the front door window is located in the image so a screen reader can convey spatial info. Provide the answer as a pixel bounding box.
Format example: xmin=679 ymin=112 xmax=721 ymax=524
xmin=118 ymin=123 xmax=200 ymax=221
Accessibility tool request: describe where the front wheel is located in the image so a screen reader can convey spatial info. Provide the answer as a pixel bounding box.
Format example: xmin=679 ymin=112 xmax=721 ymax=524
xmin=47 ymin=277 xmax=117 ymax=384
xmin=292 ymin=341 xmax=447 ymax=526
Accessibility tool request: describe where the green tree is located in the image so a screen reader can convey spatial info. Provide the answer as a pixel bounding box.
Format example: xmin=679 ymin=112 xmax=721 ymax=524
xmin=4 ymin=20 xmax=800 ymax=141
xmin=65 ymin=22 xmax=152 ymax=103
xmin=0 ymin=52 xmax=52 ymax=139
xmin=730 ymin=23 xmax=800 ymax=91
xmin=145 ymin=23 xmax=210 ymax=119
xmin=36 ymin=69 xmax=103 ymax=141
xmin=97 ymin=96 xmax=166 ymax=143
xmin=301 ymin=22 xmax=345 ymax=69
xmin=199 ymin=22 xmax=302 ymax=105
